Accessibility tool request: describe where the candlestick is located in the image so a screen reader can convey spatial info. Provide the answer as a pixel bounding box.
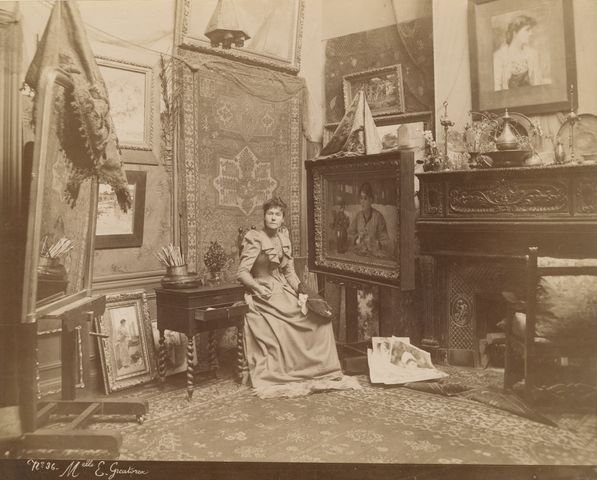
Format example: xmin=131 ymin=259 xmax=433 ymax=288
xmin=566 ymin=84 xmax=580 ymax=163
xmin=440 ymin=101 xmax=454 ymax=169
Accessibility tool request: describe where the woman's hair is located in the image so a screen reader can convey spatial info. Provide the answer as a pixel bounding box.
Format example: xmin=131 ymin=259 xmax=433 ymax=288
xmin=120 ymin=319 xmax=126 ymax=325
xmin=506 ymin=15 xmax=537 ymax=44
xmin=359 ymin=182 xmax=373 ymax=199
xmin=262 ymin=196 xmax=287 ymax=215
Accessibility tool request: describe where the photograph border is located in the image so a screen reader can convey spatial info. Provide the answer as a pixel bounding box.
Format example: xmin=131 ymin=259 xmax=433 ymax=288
xmin=342 ymin=64 xmax=406 ymax=117
xmin=95 ymin=170 xmax=147 ymax=250
xmin=95 ymin=290 xmax=157 ymax=394
xmin=175 ymin=0 xmax=305 ymax=74
xmin=468 ymin=0 xmax=577 ymax=114
xmin=96 ymin=55 xmax=156 ymax=155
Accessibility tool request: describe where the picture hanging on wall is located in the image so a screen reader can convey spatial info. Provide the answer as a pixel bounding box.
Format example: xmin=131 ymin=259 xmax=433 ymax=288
xmin=342 ymin=65 xmax=406 ymax=117
xmin=95 ymin=170 xmax=146 ymax=249
xmin=175 ymin=0 xmax=305 ymax=73
xmin=468 ymin=0 xmax=576 ymax=114
xmin=95 ymin=291 xmax=157 ymax=394
xmin=96 ymin=56 xmax=155 ymax=155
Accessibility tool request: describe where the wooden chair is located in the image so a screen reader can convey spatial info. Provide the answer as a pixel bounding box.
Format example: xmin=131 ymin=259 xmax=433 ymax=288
xmin=503 ymin=247 xmax=597 ymax=409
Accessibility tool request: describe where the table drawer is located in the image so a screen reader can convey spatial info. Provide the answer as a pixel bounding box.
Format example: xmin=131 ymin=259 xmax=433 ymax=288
xmin=195 ymin=302 xmax=248 ymax=321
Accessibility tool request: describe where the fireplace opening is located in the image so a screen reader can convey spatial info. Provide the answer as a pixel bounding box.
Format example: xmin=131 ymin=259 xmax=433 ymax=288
xmin=475 ymin=293 xmax=508 ymax=368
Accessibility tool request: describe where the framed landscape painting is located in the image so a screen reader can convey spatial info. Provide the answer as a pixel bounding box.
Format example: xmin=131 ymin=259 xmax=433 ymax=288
xmin=468 ymin=0 xmax=576 ymax=114
xmin=95 ymin=170 xmax=146 ymax=249
xmin=97 ymin=56 xmax=155 ymax=153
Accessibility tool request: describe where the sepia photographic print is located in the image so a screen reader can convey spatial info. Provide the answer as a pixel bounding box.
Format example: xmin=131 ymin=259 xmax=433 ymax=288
xmin=1 ymin=0 xmax=596 ymax=479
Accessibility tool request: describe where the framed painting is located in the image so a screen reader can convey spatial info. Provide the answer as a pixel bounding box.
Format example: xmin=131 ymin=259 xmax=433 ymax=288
xmin=342 ymin=65 xmax=405 ymax=117
xmin=468 ymin=0 xmax=576 ymax=114
xmin=95 ymin=170 xmax=146 ymax=249
xmin=97 ymin=56 xmax=156 ymax=157
xmin=175 ymin=0 xmax=305 ymax=74
xmin=305 ymin=151 xmax=415 ymax=289
xmin=95 ymin=291 xmax=157 ymax=393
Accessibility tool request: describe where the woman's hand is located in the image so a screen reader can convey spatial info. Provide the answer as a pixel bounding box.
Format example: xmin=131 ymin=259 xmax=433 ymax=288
xmin=252 ymin=284 xmax=271 ymax=298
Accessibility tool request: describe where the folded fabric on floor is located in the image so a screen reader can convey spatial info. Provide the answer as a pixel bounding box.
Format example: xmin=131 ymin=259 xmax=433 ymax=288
xmin=402 ymin=376 xmax=557 ymax=427
xmin=253 ymin=374 xmax=362 ymax=399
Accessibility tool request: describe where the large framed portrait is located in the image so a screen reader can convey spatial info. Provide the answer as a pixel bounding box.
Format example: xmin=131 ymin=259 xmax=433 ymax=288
xmin=468 ymin=0 xmax=576 ymax=114
xmin=95 ymin=170 xmax=146 ymax=249
xmin=342 ymin=65 xmax=405 ymax=117
xmin=96 ymin=56 xmax=155 ymax=156
xmin=95 ymin=291 xmax=157 ymax=393
xmin=175 ymin=0 xmax=305 ymax=74
xmin=306 ymin=151 xmax=415 ymax=289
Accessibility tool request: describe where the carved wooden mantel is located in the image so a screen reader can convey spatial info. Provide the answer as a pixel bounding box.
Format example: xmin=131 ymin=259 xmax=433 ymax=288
xmin=415 ymin=163 xmax=597 ymax=365
xmin=417 ymin=163 xmax=597 ymax=256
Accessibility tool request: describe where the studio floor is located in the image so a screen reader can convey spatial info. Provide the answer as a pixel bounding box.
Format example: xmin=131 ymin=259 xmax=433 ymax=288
xmin=21 ymin=354 xmax=597 ymax=465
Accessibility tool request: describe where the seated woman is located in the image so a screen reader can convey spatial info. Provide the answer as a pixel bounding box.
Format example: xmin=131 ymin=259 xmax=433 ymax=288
xmin=237 ymin=197 xmax=360 ymax=398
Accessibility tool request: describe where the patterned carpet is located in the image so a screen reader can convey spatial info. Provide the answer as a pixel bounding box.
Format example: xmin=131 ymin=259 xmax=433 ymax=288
xmin=26 ymin=362 xmax=597 ymax=465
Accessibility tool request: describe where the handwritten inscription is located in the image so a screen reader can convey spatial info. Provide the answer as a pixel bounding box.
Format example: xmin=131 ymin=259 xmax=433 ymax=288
xmin=27 ymin=459 xmax=148 ymax=479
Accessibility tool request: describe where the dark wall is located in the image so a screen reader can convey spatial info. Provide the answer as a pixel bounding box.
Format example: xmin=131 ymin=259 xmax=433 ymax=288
xmin=324 ymin=18 xmax=434 ymax=124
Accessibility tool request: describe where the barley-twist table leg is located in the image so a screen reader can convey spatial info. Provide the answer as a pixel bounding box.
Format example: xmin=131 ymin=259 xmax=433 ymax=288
xmin=158 ymin=329 xmax=166 ymax=383
xmin=186 ymin=335 xmax=194 ymax=401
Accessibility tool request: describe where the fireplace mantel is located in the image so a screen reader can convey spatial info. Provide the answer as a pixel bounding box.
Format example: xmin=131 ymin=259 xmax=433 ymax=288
xmin=415 ymin=163 xmax=597 ymax=365
xmin=416 ymin=163 xmax=597 ymax=257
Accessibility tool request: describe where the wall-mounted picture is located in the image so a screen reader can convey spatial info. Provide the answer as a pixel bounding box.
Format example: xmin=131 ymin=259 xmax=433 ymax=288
xmin=97 ymin=56 xmax=155 ymax=155
xmin=95 ymin=170 xmax=146 ymax=249
xmin=469 ymin=0 xmax=576 ymax=114
xmin=96 ymin=291 xmax=156 ymax=393
xmin=343 ymin=65 xmax=405 ymax=117
xmin=306 ymin=152 xmax=415 ymax=288
xmin=176 ymin=0 xmax=305 ymax=73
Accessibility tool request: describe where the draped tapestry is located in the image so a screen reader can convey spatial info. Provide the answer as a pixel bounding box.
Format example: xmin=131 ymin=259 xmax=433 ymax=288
xmin=178 ymin=51 xmax=304 ymax=276
xmin=325 ymin=17 xmax=434 ymax=124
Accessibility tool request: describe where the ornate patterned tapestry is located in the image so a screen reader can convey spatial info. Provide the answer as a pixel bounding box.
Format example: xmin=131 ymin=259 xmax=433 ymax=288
xmin=325 ymin=17 xmax=434 ymax=124
xmin=178 ymin=51 xmax=304 ymax=276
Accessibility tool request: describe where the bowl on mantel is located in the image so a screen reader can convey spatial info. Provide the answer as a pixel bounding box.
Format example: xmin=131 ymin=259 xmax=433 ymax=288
xmin=482 ymin=149 xmax=532 ymax=168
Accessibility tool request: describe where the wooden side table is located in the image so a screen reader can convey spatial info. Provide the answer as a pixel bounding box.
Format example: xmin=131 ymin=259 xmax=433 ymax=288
xmin=155 ymin=283 xmax=249 ymax=400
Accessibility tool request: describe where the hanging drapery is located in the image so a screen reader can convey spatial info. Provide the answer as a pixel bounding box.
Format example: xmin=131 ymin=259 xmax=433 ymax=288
xmin=394 ymin=15 xmax=435 ymax=113
xmin=24 ymin=0 xmax=130 ymax=211
xmin=177 ymin=50 xmax=304 ymax=273
xmin=318 ymin=90 xmax=382 ymax=158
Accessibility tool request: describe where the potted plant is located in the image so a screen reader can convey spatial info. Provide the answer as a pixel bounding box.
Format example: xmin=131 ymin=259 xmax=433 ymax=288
xmin=203 ymin=241 xmax=230 ymax=284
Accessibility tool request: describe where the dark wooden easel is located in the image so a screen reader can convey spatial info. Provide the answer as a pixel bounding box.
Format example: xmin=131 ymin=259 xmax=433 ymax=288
xmin=16 ymin=64 xmax=148 ymax=457
xmin=20 ymin=295 xmax=148 ymax=455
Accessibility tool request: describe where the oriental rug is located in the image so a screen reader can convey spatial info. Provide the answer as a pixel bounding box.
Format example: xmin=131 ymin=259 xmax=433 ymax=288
xmin=22 ymin=363 xmax=597 ymax=464
xmin=177 ymin=51 xmax=305 ymax=276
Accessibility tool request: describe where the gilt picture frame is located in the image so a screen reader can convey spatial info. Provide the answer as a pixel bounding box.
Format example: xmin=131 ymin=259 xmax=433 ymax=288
xmin=95 ymin=170 xmax=146 ymax=249
xmin=95 ymin=290 xmax=157 ymax=394
xmin=468 ymin=0 xmax=576 ymax=114
xmin=175 ymin=0 xmax=305 ymax=74
xmin=306 ymin=151 xmax=415 ymax=289
xmin=342 ymin=65 xmax=405 ymax=117
xmin=97 ymin=56 xmax=156 ymax=158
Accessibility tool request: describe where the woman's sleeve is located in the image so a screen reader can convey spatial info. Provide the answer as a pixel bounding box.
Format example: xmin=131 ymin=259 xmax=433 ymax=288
xmin=281 ymin=253 xmax=301 ymax=292
xmin=236 ymin=230 xmax=261 ymax=281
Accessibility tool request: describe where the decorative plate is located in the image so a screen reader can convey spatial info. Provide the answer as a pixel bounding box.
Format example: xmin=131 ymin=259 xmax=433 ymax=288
xmin=556 ymin=113 xmax=597 ymax=160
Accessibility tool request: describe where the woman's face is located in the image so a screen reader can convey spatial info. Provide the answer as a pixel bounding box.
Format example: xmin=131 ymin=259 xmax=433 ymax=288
xmin=516 ymin=25 xmax=532 ymax=45
xmin=264 ymin=206 xmax=284 ymax=231
xmin=359 ymin=191 xmax=373 ymax=211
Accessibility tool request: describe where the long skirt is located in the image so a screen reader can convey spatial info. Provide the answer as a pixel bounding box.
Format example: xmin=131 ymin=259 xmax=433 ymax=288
xmin=243 ymin=278 xmax=360 ymax=398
